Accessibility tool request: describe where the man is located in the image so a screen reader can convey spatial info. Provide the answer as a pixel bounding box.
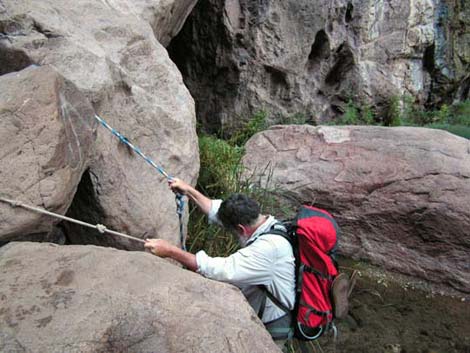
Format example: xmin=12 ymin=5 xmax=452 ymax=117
xmin=144 ymin=178 xmax=295 ymax=349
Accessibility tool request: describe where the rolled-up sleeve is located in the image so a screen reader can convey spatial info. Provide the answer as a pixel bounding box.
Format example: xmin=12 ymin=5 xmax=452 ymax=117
xmin=196 ymin=237 xmax=276 ymax=287
xmin=208 ymin=199 xmax=223 ymax=225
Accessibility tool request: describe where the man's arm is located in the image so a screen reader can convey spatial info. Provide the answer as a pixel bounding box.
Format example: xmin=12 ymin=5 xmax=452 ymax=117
xmin=145 ymin=239 xmax=198 ymax=271
xmin=169 ymin=178 xmax=212 ymax=215
xmin=196 ymin=237 xmax=276 ymax=286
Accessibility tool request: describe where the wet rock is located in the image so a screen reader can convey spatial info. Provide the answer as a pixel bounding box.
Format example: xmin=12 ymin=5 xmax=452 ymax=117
xmin=0 ymin=66 xmax=96 ymax=243
xmin=242 ymin=125 xmax=470 ymax=293
xmin=0 ymin=0 xmax=199 ymax=249
xmin=0 ymin=242 xmax=280 ymax=353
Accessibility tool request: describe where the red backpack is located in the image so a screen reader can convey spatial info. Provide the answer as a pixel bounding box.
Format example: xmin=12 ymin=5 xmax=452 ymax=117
xmin=262 ymin=205 xmax=348 ymax=341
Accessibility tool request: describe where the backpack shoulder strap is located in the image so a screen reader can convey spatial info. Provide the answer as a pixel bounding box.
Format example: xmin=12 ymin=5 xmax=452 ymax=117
xmin=260 ymin=221 xmax=293 ymax=245
xmin=258 ymin=285 xmax=291 ymax=314
xmin=255 ymin=222 xmax=294 ymax=318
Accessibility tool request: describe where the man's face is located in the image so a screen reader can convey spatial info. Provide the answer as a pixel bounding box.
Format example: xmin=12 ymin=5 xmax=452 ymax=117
xmin=233 ymin=224 xmax=249 ymax=247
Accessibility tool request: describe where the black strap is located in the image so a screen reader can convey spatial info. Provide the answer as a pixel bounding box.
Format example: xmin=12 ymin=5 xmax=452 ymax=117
xmin=263 ymin=223 xmax=292 ymax=244
xmin=258 ymin=290 xmax=267 ymax=320
xmin=299 ymin=300 xmax=332 ymax=317
xmin=258 ymin=285 xmax=291 ymax=314
xmin=255 ymin=222 xmax=293 ymax=319
xmin=303 ymin=264 xmax=334 ymax=281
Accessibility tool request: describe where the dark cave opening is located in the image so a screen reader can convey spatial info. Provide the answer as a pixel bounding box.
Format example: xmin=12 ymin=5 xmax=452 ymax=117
xmin=61 ymin=169 xmax=111 ymax=248
xmin=0 ymin=45 xmax=34 ymax=76
xmin=167 ymin=0 xmax=240 ymax=134
xmin=423 ymin=43 xmax=435 ymax=73
xmin=308 ymin=30 xmax=330 ymax=64
xmin=325 ymin=44 xmax=355 ymax=87
xmin=264 ymin=65 xmax=290 ymax=98
xmin=345 ymin=2 xmax=354 ymax=23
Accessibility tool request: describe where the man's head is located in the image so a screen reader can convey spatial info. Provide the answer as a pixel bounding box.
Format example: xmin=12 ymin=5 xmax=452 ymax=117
xmin=218 ymin=193 xmax=262 ymax=243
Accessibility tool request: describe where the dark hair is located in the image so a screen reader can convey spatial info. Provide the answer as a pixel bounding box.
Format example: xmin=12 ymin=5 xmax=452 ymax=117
xmin=218 ymin=193 xmax=260 ymax=230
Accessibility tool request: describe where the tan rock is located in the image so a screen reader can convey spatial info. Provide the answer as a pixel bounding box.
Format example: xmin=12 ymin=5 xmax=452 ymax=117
xmin=0 ymin=0 xmax=200 ymax=248
xmin=0 ymin=242 xmax=280 ymax=353
xmin=242 ymin=125 xmax=470 ymax=293
xmin=0 ymin=66 xmax=96 ymax=243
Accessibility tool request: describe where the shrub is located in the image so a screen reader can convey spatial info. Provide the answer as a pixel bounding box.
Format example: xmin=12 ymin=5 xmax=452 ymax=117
xmin=361 ymin=105 xmax=375 ymax=125
xmin=338 ymin=100 xmax=377 ymax=125
xmin=229 ymin=111 xmax=268 ymax=147
xmin=280 ymin=112 xmax=310 ymax=125
xmin=188 ymin=112 xmax=281 ymax=257
xmin=426 ymin=124 xmax=470 ymax=139
xmin=448 ymin=100 xmax=470 ymax=126
xmin=384 ymin=95 xmax=402 ymax=126
xmin=339 ymin=99 xmax=360 ymax=125
xmin=197 ymin=135 xmax=243 ymax=198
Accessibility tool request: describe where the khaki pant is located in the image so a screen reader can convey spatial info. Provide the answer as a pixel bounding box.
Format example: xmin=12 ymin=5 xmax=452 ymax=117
xmin=275 ymin=339 xmax=287 ymax=352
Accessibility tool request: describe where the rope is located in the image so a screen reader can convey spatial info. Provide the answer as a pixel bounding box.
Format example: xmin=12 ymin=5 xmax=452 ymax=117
xmin=94 ymin=115 xmax=170 ymax=178
xmin=94 ymin=114 xmax=186 ymax=250
xmin=175 ymin=194 xmax=186 ymax=251
xmin=0 ymin=197 xmax=145 ymax=244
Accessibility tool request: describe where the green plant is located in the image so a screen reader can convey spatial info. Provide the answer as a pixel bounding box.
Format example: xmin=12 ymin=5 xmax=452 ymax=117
xmin=197 ymin=135 xmax=244 ymax=198
xmin=281 ymin=112 xmax=310 ymax=125
xmin=385 ymin=95 xmax=402 ymax=126
xmin=229 ymin=111 xmax=268 ymax=147
xmin=426 ymin=124 xmax=470 ymax=139
xmin=448 ymin=100 xmax=470 ymax=126
xmin=398 ymin=98 xmax=469 ymax=139
xmin=361 ymin=105 xmax=375 ymax=125
xmin=188 ymin=131 xmax=285 ymax=257
xmin=339 ymin=99 xmax=360 ymax=125
xmin=337 ymin=100 xmax=377 ymax=125
xmin=400 ymin=95 xmax=416 ymax=125
xmin=437 ymin=104 xmax=450 ymax=123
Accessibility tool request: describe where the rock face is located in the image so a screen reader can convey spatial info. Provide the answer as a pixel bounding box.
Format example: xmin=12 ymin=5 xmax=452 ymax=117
xmin=169 ymin=0 xmax=469 ymax=132
xmin=0 ymin=66 xmax=96 ymax=243
xmin=0 ymin=0 xmax=200 ymax=249
xmin=139 ymin=0 xmax=201 ymax=47
xmin=242 ymin=125 xmax=470 ymax=293
xmin=0 ymin=242 xmax=280 ymax=353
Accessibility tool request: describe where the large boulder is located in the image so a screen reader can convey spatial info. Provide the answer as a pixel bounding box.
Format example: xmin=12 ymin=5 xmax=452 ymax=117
xmin=0 ymin=66 xmax=96 ymax=243
xmin=169 ymin=0 xmax=469 ymax=132
xmin=134 ymin=0 xmax=201 ymax=47
xmin=242 ymin=125 xmax=470 ymax=293
xmin=0 ymin=242 xmax=280 ymax=353
xmin=0 ymin=0 xmax=200 ymax=249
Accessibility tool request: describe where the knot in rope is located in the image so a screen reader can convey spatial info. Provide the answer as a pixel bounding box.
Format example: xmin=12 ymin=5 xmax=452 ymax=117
xmin=96 ymin=224 xmax=107 ymax=234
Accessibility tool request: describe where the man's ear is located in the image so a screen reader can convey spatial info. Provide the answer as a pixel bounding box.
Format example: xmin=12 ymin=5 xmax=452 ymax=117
xmin=237 ymin=224 xmax=247 ymax=236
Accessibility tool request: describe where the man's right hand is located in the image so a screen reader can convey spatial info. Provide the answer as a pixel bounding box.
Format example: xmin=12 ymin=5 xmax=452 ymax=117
xmin=168 ymin=178 xmax=192 ymax=195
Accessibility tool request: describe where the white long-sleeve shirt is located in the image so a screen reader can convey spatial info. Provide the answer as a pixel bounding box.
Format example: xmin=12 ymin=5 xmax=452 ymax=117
xmin=196 ymin=199 xmax=296 ymax=323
